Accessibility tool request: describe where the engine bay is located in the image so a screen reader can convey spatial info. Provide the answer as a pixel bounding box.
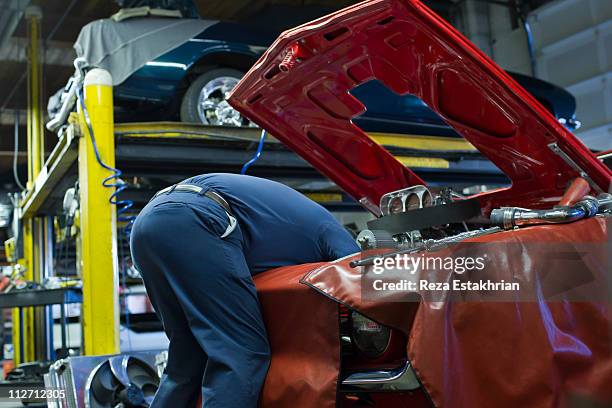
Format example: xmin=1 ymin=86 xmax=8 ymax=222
xmin=353 ymin=181 xmax=612 ymax=268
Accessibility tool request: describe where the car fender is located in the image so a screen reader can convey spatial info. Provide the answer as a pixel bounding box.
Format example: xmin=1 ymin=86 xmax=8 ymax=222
xmin=115 ymin=39 xmax=263 ymax=104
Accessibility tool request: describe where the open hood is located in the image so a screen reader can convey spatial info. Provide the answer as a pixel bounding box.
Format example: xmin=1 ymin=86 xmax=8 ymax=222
xmin=229 ymin=0 xmax=611 ymax=214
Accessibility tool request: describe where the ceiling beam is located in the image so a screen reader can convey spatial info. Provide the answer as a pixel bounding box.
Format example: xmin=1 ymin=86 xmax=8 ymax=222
xmin=0 ymin=37 xmax=75 ymax=66
xmin=0 ymin=109 xmax=27 ymax=126
xmin=0 ymin=152 xmax=26 ymax=157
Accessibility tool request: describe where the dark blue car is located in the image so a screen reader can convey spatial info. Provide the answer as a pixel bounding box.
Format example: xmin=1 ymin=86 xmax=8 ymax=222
xmin=50 ymin=17 xmax=579 ymax=136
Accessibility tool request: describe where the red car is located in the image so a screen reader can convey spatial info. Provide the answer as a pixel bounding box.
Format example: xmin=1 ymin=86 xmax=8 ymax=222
xmin=228 ymin=1 xmax=612 ymax=407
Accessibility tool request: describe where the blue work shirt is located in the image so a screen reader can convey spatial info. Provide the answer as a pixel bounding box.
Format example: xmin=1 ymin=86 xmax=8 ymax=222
xmin=182 ymin=173 xmax=360 ymax=273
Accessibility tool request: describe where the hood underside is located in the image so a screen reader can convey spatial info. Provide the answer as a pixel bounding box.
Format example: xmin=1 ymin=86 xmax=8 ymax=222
xmin=229 ymin=0 xmax=611 ymax=214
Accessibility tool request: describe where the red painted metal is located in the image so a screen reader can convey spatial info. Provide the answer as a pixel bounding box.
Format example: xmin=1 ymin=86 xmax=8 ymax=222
xmin=229 ymin=0 xmax=611 ymax=215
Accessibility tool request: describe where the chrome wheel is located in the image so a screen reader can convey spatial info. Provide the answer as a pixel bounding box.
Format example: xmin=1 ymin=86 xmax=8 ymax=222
xmin=196 ymin=76 xmax=254 ymax=126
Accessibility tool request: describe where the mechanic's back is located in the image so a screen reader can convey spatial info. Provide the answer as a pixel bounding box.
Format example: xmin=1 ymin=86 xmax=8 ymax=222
xmin=183 ymin=173 xmax=358 ymax=272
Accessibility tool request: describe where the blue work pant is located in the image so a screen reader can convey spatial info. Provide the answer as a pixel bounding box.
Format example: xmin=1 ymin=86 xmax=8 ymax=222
xmin=130 ymin=191 xmax=271 ymax=407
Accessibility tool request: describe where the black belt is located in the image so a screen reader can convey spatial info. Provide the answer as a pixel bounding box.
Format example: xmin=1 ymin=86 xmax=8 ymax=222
xmin=153 ymin=184 xmax=233 ymax=215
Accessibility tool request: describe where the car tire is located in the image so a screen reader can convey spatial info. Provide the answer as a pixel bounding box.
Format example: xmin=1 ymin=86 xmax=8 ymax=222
xmin=180 ymin=67 xmax=246 ymax=125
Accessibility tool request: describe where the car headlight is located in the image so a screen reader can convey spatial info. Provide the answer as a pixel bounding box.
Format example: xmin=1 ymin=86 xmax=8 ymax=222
xmin=350 ymin=312 xmax=391 ymax=359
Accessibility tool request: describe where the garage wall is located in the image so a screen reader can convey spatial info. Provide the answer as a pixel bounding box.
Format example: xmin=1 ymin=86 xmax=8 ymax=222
xmin=491 ymin=0 xmax=612 ymax=150
xmin=529 ymin=0 xmax=612 ymax=150
xmin=492 ymin=27 xmax=532 ymax=76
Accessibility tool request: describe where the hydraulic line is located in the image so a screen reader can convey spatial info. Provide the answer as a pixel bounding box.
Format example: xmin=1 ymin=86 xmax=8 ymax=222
xmin=78 ymin=81 xmax=134 ymax=346
xmin=77 ymin=87 xmax=136 ymax=235
xmin=491 ymin=194 xmax=612 ymax=230
xmin=240 ymin=129 xmax=267 ymax=175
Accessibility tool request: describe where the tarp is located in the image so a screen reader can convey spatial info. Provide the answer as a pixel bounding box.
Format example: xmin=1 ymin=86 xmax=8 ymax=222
xmin=253 ymin=262 xmax=340 ymax=408
xmin=74 ymin=17 xmax=216 ymax=85
xmin=302 ymin=216 xmax=612 ymax=407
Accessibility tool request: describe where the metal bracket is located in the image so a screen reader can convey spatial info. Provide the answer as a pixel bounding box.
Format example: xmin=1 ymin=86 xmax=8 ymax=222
xmin=548 ymin=143 xmax=603 ymax=194
xmin=359 ymin=196 xmax=382 ymax=217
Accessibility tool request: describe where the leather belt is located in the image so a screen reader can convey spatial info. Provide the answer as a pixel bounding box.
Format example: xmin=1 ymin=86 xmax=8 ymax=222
xmin=153 ymin=184 xmax=237 ymax=238
xmin=153 ymin=184 xmax=233 ymax=216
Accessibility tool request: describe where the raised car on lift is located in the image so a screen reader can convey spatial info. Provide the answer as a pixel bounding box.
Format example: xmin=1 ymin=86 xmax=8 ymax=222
xmin=48 ymin=6 xmax=580 ymax=138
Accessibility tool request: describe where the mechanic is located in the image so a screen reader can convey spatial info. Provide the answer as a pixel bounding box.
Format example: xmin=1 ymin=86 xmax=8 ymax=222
xmin=130 ymin=173 xmax=359 ymax=407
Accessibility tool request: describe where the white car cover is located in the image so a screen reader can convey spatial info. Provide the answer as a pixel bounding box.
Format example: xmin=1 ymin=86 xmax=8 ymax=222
xmin=74 ymin=16 xmax=216 ymax=85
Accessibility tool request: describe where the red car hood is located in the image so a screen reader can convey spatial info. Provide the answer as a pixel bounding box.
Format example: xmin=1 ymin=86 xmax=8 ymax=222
xmin=229 ymin=0 xmax=611 ymax=214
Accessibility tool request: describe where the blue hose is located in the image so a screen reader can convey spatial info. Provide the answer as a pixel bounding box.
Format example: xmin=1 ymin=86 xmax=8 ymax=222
xmin=78 ymin=87 xmax=135 ymax=348
xmin=241 ymin=129 xmax=267 ymax=175
xmin=77 ymin=88 xmax=136 ymax=235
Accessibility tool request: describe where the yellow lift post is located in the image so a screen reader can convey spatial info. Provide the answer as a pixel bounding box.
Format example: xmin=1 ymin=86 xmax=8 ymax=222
xmin=77 ymin=69 xmax=120 ymax=355
xmin=15 ymin=64 xmax=120 ymax=360
xmin=13 ymin=5 xmax=44 ymax=364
